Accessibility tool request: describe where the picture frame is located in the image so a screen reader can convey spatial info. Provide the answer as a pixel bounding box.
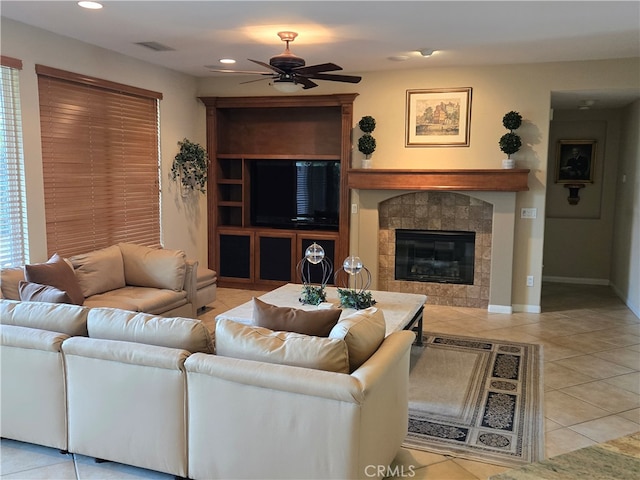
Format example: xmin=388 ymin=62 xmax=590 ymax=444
xmin=555 ymin=140 xmax=596 ymax=183
xmin=405 ymin=87 xmax=472 ymax=147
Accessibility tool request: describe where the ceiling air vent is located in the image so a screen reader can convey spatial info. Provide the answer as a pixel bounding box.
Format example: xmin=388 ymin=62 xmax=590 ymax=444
xmin=135 ymin=41 xmax=175 ymax=52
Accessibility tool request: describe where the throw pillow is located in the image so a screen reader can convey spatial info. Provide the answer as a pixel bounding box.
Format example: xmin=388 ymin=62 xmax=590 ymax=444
xmin=118 ymin=243 xmax=186 ymax=291
xmin=24 ymin=253 xmax=85 ymax=305
xmin=253 ymin=297 xmax=341 ymax=337
xmin=215 ymin=318 xmax=350 ymax=373
xmin=329 ymin=307 xmax=386 ymax=372
xmin=69 ymin=245 xmax=126 ymax=297
xmin=18 ymin=281 xmax=73 ymax=304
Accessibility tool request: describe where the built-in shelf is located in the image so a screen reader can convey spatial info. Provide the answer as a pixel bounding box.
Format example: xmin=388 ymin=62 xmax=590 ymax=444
xmin=347 ymin=168 xmax=530 ymax=192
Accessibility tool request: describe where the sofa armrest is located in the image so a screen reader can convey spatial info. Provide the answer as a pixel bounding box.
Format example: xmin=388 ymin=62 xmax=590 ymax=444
xmin=184 ymin=259 xmax=198 ymax=317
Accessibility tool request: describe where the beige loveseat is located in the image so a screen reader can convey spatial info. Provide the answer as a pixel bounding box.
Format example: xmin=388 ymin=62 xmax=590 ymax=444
xmin=0 ymin=243 xmax=211 ymax=318
xmin=0 ymin=299 xmax=415 ymax=479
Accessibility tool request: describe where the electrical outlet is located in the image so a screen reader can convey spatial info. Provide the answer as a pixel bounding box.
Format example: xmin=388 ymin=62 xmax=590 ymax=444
xmin=526 ymin=275 xmax=534 ymax=287
xmin=521 ymin=208 xmax=537 ymax=219
xmin=351 ymin=203 xmax=358 ymax=214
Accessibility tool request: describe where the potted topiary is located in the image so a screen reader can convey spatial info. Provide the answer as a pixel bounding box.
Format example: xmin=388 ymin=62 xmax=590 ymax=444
xmin=357 ymin=116 xmax=376 ymax=168
xmin=170 ymin=138 xmax=209 ymax=195
xmin=499 ymin=111 xmax=522 ymax=169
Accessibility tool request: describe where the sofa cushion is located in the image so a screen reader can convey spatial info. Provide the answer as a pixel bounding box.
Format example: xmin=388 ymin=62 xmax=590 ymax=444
xmin=23 ymin=254 xmax=84 ymax=305
xmin=252 ymin=297 xmax=341 ymax=337
xmin=82 ymin=286 xmax=188 ymax=315
xmin=215 ymin=318 xmax=349 ymax=373
xmin=329 ymin=307 xmax=386 ymax=372
xmin=0 ymin=266 xmax=25 ymax=300
xmin=0 ymin=299 xmax=89 ymax=336
xmin=69 ymin=245 xmax=126 ymax=297
xmin=118 ymin=243 xmax=186 ymax=291
xmin=87 ymin=307 xmax=214 ymax=354
xmin=18 ymin=281 xmax=73 ymax=304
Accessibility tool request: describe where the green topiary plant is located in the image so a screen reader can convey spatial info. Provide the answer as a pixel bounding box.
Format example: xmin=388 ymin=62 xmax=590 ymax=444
xmin=171 ymin=138 xmax=209 ymax=194
xmin=337 ymin=288 xmax=377 ymax=309
xmin=299 ymin=284 xmax=327 ymax=306
xmin=499 ymin=111 xmax=523 ymax=159
xmin=357 ymin=116 xmax=377 ymax=158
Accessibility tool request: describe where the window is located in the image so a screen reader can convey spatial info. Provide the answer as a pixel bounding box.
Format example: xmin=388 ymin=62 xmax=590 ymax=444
xmin=36 ymin=66 xmax=163 ymax=258
xmin=0 ymin=56 xmax=29 ymax=267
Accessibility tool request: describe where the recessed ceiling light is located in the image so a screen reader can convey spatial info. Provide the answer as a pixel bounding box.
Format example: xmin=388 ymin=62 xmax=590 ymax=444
xmin=388 ymin=55 xmax=410 ymax=62
xmin=220 ymin=59 xmax=236 ymax=64
xmin=419 ymin=49 xmax=435 ymax=57
xmin=78 ymin=1 xmax=103 ymax=9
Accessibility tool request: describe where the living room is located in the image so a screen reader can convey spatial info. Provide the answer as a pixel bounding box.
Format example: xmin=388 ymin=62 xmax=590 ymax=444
xmin=1 ymin=2 xmax=639 ymax=479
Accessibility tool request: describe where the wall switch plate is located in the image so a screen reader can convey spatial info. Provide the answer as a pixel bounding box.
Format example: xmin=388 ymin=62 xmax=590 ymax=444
xmin=521 ymin=208 xmax=537 ymax=219
xmin=526 ymin=275 xmax=534 ymax=287
xmin=351 ymin=203 xmax=358 ymax=214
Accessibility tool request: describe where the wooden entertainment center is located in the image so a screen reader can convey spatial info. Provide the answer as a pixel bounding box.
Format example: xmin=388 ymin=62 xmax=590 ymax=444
xmin=199 ymin=94 xmax=357 ymax=289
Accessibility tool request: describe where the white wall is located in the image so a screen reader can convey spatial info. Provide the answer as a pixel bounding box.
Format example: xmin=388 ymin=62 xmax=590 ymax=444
xmin=1 ymin=18 xmax=208 ymax=264
xmin=611 ymin=100 xmax=640 ymax=316
xmin=544 ymin=109 xmax=622 ymax=283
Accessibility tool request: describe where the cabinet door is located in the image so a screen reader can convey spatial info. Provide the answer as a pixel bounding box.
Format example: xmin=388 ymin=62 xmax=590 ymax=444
xmin=217 ymin=231 xmax=253 ymax=282
xmin=256 ymin=231 xmax=296 ymax=284
xmin=298 ymin=234 xmax=338 ymax=285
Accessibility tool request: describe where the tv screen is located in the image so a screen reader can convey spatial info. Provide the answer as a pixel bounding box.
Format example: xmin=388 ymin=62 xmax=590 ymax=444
xmin=250 ymin=160 xmax=340 ymax=230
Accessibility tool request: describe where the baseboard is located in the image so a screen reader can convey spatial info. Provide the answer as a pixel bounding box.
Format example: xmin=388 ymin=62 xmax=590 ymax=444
xmin=542 ymin=276 xmax=610 ymax=286
xmin=610 ymin=282 xmax=640 ymax=319
xmin=488 ymin=304 xmax=513 ymax=314
xmin=512 ymin=304 xmax=542 ymax=314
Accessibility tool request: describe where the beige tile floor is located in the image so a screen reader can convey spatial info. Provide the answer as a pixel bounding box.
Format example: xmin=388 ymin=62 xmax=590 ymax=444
xmin=2 ymin=283 xmax=638 ymax=479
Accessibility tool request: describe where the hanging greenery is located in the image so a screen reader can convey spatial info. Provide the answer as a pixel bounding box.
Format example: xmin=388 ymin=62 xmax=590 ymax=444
xmin=170 ymin=138 xmax=209 ymax=194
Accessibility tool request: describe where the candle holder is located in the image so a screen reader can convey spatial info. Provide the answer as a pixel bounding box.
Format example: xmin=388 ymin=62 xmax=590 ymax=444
xmin=334 ymin=255 xmax=376 ymax=309
xmin=296 ymin=243 xmax=333 ymax=305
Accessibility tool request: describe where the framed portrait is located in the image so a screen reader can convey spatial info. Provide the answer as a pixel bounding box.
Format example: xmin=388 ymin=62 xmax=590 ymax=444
xmin=555 ymin=140 xmax=596 ymax=183
xmin=405 ymin=87 xmax=472 ymax=147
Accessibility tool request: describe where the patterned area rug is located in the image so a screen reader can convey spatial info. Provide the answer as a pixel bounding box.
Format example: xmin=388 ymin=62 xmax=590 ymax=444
xmin=404 ymin=333 xmax=544 ymax=467
xmin=489 ymin=432 xmax=640 ymax=479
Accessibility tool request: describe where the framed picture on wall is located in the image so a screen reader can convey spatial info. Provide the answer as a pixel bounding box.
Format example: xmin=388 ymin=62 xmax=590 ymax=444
xmin=405 ymin=87 xmax=472 ymax=147
xmin=555 ymin=140 xmax=596 ymax=183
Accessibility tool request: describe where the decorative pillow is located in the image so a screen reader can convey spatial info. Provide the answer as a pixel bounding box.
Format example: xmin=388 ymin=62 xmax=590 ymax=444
xmin=70 ymin=245 xmax=126 ymax=297
xmin=24 ymin=253 xmax=85 ymax=305
xmin=253 ymin=297 xmax=341 ymax=337
xmin=215 ymin=319 xmax=349 ymax=373
xmin=1 ymin=266 xmax=25 ymax=300
xmin=18 ymin=281 xmax=73 ymax=304
xmin=118 ymin=243 xmax=186 ymax=291
xmin=329 ymin=307 xmax=386 ymax=372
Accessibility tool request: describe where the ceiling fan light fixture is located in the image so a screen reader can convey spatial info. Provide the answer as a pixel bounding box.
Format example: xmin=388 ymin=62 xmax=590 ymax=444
xmin=272 ymin=79 xmax=302 ymax=93
xmin=219 ymin=58 xmax=236 ymax=64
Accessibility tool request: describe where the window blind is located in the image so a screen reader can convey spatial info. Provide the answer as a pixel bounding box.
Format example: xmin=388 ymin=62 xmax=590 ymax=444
xmin=0 ymin=56 xmax=29 ymax=267
xmin=36 ymin=66 xmax=162 ymax=258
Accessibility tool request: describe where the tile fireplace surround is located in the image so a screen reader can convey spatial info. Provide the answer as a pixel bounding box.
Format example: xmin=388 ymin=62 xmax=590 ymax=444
xmin=348 ymin=169 xmax=529 ymax=313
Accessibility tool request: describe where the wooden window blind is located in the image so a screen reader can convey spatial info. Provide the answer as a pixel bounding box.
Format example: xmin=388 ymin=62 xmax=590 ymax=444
xmin=36 ymin=65 xmax=163 ymax=258
xmin=0 ymin=56 xmax=29 ymax=267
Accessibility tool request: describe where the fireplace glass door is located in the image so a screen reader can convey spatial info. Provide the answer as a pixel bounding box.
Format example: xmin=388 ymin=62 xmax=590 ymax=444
xmin=395 ymin=229 xmax=475 ymax=284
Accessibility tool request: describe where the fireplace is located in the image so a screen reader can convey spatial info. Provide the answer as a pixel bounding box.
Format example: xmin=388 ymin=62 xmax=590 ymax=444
xmin=395 ymin=229 xmax=475 ymax=285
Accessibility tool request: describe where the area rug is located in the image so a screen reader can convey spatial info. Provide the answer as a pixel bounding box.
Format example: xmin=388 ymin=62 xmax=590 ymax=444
xmin=404 ymin=333 xmax=544 ymax=467
xmin=489 ymin=432 xmax=640 ymax=479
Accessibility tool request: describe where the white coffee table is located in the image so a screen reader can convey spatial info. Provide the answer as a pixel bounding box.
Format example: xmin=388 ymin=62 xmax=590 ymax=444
xmin=216 ymin=283 xmax=427 ymax=345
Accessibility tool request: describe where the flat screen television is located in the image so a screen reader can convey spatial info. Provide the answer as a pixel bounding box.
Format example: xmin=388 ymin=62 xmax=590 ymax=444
xmin=250 ymin=160 xmax=340 ymax=230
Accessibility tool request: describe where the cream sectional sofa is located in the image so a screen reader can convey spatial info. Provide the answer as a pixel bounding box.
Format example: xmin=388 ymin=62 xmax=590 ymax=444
xmin=0 ymin=243 xmax=215 ymax=318
xmin=0 ymin=299 xmax=414 ymax=480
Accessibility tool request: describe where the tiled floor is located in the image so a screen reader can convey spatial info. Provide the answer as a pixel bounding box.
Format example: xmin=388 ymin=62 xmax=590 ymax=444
xmin=1 ymin=283 xmax=638 ymax=479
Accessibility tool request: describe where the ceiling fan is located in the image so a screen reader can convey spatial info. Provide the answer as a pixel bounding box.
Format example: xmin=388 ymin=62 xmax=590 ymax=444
xmin=206 ymin=31 xmax=362 ymax=90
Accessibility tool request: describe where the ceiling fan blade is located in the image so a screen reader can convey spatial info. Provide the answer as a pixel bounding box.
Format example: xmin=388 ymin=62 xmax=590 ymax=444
xmin=292 ymin=63 xmax=343 ymax=75
xmin=306 ymin=73 xmax=362 ymax=84
xmin=206 ymin=68 xmax=272 ymax=75
xmin=293 ymin=76 xmax=318 ymax=89
xmin=248 ymin=59 xmax=285 ymax=75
